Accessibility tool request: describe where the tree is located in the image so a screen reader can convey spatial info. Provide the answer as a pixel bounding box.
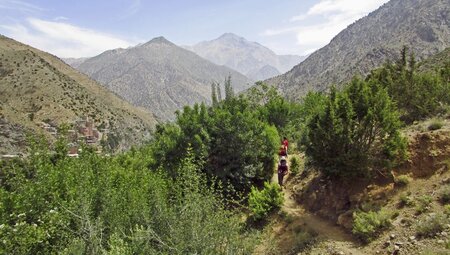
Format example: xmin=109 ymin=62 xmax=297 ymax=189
xmin=224 ymin=75 xmax=234 ymax=100
xmin=304 ymin=78 xmax=406 ymax=178
xmin=211 ymin=82 xmax=218 ymax=106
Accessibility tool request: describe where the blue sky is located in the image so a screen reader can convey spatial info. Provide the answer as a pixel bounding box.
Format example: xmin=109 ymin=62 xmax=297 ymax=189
xmin=0 ymin=0 xmax=389 ymax=58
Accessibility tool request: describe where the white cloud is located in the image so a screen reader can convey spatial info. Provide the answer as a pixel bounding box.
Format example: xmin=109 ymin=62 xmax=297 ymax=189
xmin=262 ymin=0 xmax=389 ymax=55
xmin=0 ymin=0 xmax=44 ymax=13
xmin=1 ymin=18 xmax=137 ymax=58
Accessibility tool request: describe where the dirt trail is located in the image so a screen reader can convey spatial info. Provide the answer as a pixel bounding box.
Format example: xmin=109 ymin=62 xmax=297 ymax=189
xmin=272 ymin=171 xmax=365 ymax=255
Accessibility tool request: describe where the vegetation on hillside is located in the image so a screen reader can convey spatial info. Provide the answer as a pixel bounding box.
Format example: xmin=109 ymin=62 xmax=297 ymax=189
xmin=1 ymin=48 xmax=449 ymax=254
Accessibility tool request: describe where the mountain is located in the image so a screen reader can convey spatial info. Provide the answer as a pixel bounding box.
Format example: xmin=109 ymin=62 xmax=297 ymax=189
xmin=75 ymin=36 xmax=253 ymax=120
xmin=0 ymin=35 xmax=158 ymax=154
xmin=266 ymin=0 xmax=450 ymax=99
xmin=186 ymin=33 xmax=305 ymax=80
xmin=62 ymin=57 xmax=89 ymax=68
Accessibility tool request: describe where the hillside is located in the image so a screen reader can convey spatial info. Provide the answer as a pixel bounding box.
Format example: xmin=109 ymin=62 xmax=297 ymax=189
xmin=0 ymin=35 xmax=158 ymax=154
xmin=266 ymin=0 xmax=450 ymax=99
xmin=418 ymin=47 xmax=450 ymax=72
xmin=75 ymin=37 xmax=253 ymax=121
xmin=186 ymin=33 xmax=305 ymax=80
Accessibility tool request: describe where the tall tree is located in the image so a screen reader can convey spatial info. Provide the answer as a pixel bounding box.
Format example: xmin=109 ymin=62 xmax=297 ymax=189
xmin=224 ymin=75 xmax=234 ymax=100
xmin=211 ymin=82 xmax=218 ymax=106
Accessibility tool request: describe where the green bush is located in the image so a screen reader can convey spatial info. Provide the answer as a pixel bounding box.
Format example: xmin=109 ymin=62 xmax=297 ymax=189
xmin=440 ymin=186 xmax=450 ymax=204
xmin=416 ymin=195 xmax=433 ymax=214
xmin=369 ymin=48 xmax=450 ymax=123
xmin=428 ymin=118 xmax=444 ymax=131
xmin=399 ymin=194 xmax=415 ymax=207
xmin=395 ymin=175 xmax=411 ymax=186
xmin=444 ymin=205 xmax=450 ymax=216
xmin=0 ymin=138 xmax=258 ymax=254
xmin=248 ymin=182 xmax=284 ymax=221
xmin=416 ymin=213 xmax=449 ymax=237
xmin=352 ymin=209 xmax=392 ymax=243
xmin=290 ymin=156 xmax=301 ymax=176
xmin=304 ymin=78 xmax=406 ymax=178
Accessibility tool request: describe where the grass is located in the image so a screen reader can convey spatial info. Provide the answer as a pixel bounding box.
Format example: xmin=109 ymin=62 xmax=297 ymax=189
xmin=416 ymin=213 xmax=449 ymax=237
xmin=395 ymin=175 xmax=411 ymax=186
xmin=352 ymin=209 xmax=392 ymax=243
xmin=428 ymin=118 xmax=444 ymax=131
xmin=416 ymin=195 xmax=433 ymax=214
xmin=399 ymin=193 xmax=415 ymax=207
xmin=440 ymin=186 xmax=450 ymax=205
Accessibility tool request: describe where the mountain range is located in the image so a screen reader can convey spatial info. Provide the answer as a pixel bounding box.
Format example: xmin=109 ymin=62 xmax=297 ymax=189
xmin=185 ymin=33 xmax=305 ymax=80
xmin=75 ymin=37 xmax=253 ymax=121
xmin=0 ymin=35 xmax=158 ymax=154
xmin=266 ymin=0 xmax=450 ymax=99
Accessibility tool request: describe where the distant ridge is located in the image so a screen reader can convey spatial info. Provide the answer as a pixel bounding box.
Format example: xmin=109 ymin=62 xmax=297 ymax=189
xmin=266 ymin=0 xmax=450 ymax=99
xmin=186 ymin=33 xmax=305 ymax=80
xmin=75 ymin=36 xmax=253 ymax=121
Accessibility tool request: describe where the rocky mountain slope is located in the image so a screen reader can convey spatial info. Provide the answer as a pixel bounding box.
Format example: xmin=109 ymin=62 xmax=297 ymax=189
xmin=186 ymin=33 xmax=305 ymax=80
xmin=76 ymin=37 xmax=253 ymax=120
xmin=266 ymin=0 xmax=450 ymax=99
xmin=0 ymin=35 xmax=158 ymax=154
xmin=62 ymin=57 xmax=88 ymax=69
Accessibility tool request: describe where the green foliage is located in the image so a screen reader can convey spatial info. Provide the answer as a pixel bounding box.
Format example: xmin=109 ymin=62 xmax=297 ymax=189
xmin=416 ymin=213 xmax=449 ymax=237
xmin=289 ymin=156 xmax=301 ymax=176
xmin=399 ymin=194 xmax=415 ymax=207
xmin=152 ymin=89 xmax=279 ymax=192
xmin=352 ymin=209 xmax=392 ymax=243
xmin=368 ymin=47 xmax=450 ymax=123
xmin=395 ymin=175 xmax=411 ymax=186
xmin=0 ymin=138 xmax=257 ymax=254
xmin=428 ymin=118 xmax=444 ymax=131
xmin=248 ymin=182 xmax=284 ymax=221
xmin=416 ymin=195 xmax=433 ymax=214
xmin=444 ymin=205 xmax=450 ymax=216
xmin=440 ymin=186 xmax=450 ymax=204
xmin=304 ymin=78 xmax=406 ymax=178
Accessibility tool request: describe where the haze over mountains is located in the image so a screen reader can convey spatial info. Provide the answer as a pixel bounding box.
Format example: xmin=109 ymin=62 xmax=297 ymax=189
xmin=75 ymin=37 xmax=252 ymax=121
xmin=186 ymin=33 xmax=306 ymax=80
xmin=0 ymin=35 xmax=158 ymax=154
xmin=266 ymin=0 xmax=450 ymax=99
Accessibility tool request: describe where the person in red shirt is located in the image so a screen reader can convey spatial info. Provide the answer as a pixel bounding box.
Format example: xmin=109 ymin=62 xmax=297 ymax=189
xmin=282 ymin=137 xmax=289 ymax=156
xmin=278 ymin=156 xmax=288 ymax=187
xmin=278 ymin=145 xmax=287 ymax=157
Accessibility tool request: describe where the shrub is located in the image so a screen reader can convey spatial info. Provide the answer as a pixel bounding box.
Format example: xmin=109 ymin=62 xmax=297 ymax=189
xmin=428 ymin=118 xmax=444 ymax=131
xmin=416 ymin=213 xmax=449 ymax=237
xmin=289 ymin=229 xmax=316 ymax=253
xmin=399 ymin=194 xmax=415 ymax=207
xmin=444 ymin=205 xmax=450 ymax=216
xmin=290 ymin=156 xmax=301 ymax=176
xmin=248 ymin=182 xmax=284 ymax=221
xmin=395 ymin=175 xmax=411 ymax=186
xmin=440 ymin=186 xmax=450 ymax=204
xmin=304 ymin=78 xmax=406 ymax=178
xmin=416 ymin=195 xmax=433 ymax=214
xmin=352 ymin=209 xmax=392 ymax=243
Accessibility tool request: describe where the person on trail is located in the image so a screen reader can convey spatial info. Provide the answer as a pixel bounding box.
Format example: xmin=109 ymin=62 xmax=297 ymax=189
xmin=277 ymin=156 xmax=288 ymax=187
xmin=282 ymin=137 xmax=289 ymax=156
xmin=278 ymin=145 xmax=287 ymax=157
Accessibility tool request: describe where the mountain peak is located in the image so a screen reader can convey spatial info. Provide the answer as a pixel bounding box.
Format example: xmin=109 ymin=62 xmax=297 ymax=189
xmin=145 ymin=36 xmax=174 ymax=46
xmin=217 ymin=33 xmax=245 ymax=41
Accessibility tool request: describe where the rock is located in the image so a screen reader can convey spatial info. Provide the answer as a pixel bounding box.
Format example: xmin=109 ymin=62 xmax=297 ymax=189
xmin=409 ymin=236 xmax=416 ymax=241
xmin=376 ymin=251 xmax=381 ymax=254
xmin=337 ymin=251 xmax=344 ymax=255
xmin=446 ymin=224 xmax=450 ymax=229
xmin=394 ymin=244 xmax=401 ymax=251
xmin=437 ymin=239 xmax=445 ymax=244
xmin=390 ymin=234 xmax=396 ymax=240
xmin=384 ymin=240 xmax=391 ymax=247
xmin=441 ymin=231 xmax=448 ymax=237
xmin=394 ymin=242 xmax=404 ymax=246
